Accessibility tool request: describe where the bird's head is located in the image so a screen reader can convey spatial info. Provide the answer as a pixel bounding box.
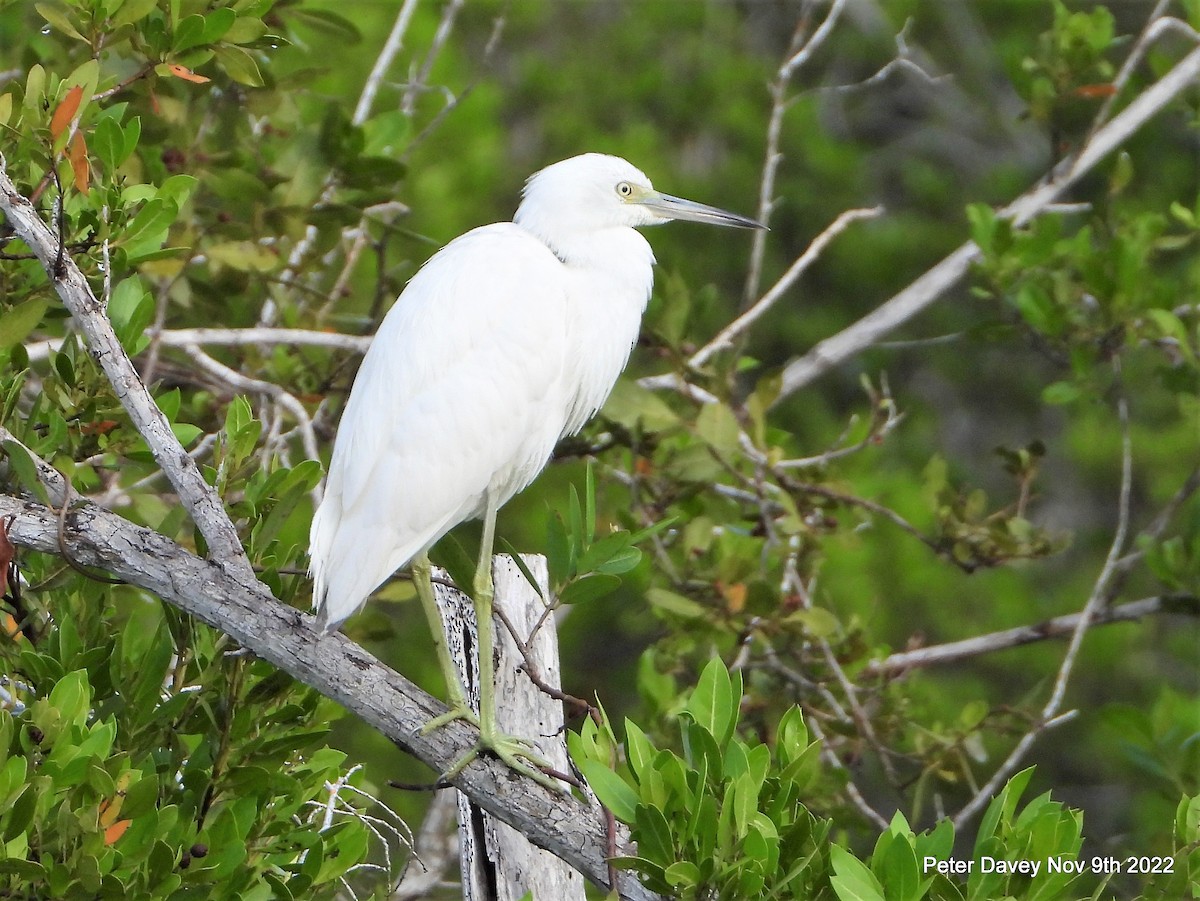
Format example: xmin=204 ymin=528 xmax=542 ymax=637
xmin=515 ymin=153 xmax=763 ymax=240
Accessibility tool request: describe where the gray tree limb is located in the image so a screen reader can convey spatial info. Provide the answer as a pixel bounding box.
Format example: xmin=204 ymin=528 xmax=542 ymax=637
xmin=862 ymin=594 xmax=1200 ymax=678
xmin=0 ymin=454 xmax=660 ymax=901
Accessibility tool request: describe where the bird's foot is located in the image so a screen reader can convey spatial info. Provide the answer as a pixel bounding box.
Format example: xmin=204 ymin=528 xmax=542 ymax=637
xmin=420 ymin=701 xmax=480 ymax=734
xmin=422 ymin=707 xmax=565 ymax=793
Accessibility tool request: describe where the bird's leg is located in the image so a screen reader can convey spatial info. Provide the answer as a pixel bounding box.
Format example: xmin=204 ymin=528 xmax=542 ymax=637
xmin=413 ymin=555 xmax=478 ymax=730
xmin=438 ymin=495 xmax=561 ymax=791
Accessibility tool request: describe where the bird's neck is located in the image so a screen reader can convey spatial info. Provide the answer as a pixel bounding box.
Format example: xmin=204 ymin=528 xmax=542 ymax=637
xmin=547 ymin=228 xmax=656 ymax=436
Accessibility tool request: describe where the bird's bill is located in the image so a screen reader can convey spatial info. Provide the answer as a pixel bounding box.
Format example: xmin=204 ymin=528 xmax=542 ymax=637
xmin=637 ymin=191 xmax=765 ymax=229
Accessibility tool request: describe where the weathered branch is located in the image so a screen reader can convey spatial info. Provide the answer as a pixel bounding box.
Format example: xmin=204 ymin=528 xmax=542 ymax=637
xmin=774 ymin=43 xmax=1200 ymax=401
xmin=0 ymin=157 xmax=256 ymax=583
xmin=0 ymin=473 xmax=662 ymax=901
xmin=26 ymin=327 xmax=373 ymax=364
xmin=863 ymin=594 xmax=1200 ymax=678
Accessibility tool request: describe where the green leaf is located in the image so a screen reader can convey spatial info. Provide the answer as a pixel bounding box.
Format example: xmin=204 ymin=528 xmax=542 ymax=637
xmin=92 ymin=117 xmax=124 ymax=171
xmin=121 ymin=117 xmax=141 ymax=164
xmin=559 ymin=573 xmax=622 ymax=605
xmin=0 ymin=299 xmax=49 ymax=349
xmin=623 ymin=719 xmax=656 ymax=784
xmin=48 ymin=670 xmax=90 ymax=727
xmin=2 ymin=439 xmax=50 ymax=504
xmin=685 ymin=657 xmax=735 ymax=745
xmin=36 ymin=1 xmax=85 ymax=42
xmin=877 ymin=829 xmax=923 ymax=901
xmin=1176 ymin=793 xmax=1200 ymax=843
xmin=584 ymin=462 xmax=596 ymax=545
xmin=108 ymin=278 xmax=153 ymax=352
xmin=213 ymin=45 xmax=264 ymax=86
xmin=776 ymin=705 xmax=809 ymax=764
xmin=202 ymin=8 xmax=237 ymax=44
xmin=24 ymin=65 xmax=46 ymax=111
xmin=634 ymin=803 xmax=675 ymax=865
xmin=645 ymin=587 xmax=706 ymax=619
xmin=578 ymin=759 xmax=638 ymax=824
xmin=663 ymin=860 xmax=700 ymax=889
xmin=112 ymin=0 xmax=158 ymax=28
xmin=1042 ymin=380 xmax=1081 ymax=405
xmin=830 ymin=845 xmax=887 ymax=901
xmin=976 ymin=767 xmax=1035 ymax=852
xmin=680 ymin=719 xmax=722 ymax=785
xmin=172 ymin=14 xmax=208 ymax=52
xmin=288 ymin=7 xmax=362 ymax=43
xmin=577 ymin=531 xmax=635 ymax=574
xmin=601 ymin=378 xmax=679 ymax=431
xmin=207 ymin=240 xmax=279 ymax=272
xmin=119 ymin=199 xmax=177 ymax=259
xmin=695 ymin=401 xmax=740 ymax=456
xmin=223 ymin=16 xmax=269 ymax=45
xmin=545 ymin=512 xmax=573 ymax=588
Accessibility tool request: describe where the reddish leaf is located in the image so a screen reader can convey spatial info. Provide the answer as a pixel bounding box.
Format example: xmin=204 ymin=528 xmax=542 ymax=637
xmin=69 ymin=131 xmax=90 ymax=194
xmin=166 ymin=64 xmax=211 ymax=84
xmin=103 ymin=820 xmax=131 ymax=844
xmin=49 ymin=85 xmax=83 ymax=140
xmin=82 ymin=419 xmax=120 ymax=435
xmin=720 ymin=581 xmax=747 ymax=614
xmin=1074 ymin=83 xmax=1117 ymax=99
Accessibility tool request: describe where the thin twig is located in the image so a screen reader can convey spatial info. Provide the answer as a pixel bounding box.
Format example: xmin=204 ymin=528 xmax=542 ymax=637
xmin=402 ymin=0 xmax=466 ymax=117
xmin=354 ymin=0 xmax=421 ymax=126
xmin=690 ymin=206 xmax=883 ymax=369
xmin=182 ymin=345 xmax=321 ymax=474
xmin=743 ymin=0 xmax=849 ymax=306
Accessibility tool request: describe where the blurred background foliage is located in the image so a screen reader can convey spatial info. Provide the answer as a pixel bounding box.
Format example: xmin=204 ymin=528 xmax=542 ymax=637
xmin=1 ymin=0 xmax=1199 ymax=897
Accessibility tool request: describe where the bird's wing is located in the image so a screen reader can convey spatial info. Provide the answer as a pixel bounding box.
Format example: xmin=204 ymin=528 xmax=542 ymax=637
xmin=310 ymin=224 xmax=570 ymax=626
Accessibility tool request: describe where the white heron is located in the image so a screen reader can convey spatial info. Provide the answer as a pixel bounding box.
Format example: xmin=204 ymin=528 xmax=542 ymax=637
xmin=309 ymin=153 xmax=761 ymax=785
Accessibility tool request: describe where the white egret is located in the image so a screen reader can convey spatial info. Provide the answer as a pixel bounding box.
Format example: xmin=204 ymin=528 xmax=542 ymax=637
xmin=310 ymin=153 xmax=761 ymax=785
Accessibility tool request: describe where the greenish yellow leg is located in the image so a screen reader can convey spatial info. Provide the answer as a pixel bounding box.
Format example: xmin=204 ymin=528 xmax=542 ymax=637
xmin=414 ymin=554 xmax=478 ymax=732
xmin=422 ymin=496 xmax=562 ymax=792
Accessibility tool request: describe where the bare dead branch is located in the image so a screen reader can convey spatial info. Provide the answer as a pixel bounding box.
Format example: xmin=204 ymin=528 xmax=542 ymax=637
xmin=401 ymin=0 xmax=466 ymax=118
xmin=864 ymin=594 xmax=1199 ymax=678
xmin=0 ymin=469 xmax=663 ymax=901
xmin=744 ymin=0 xmax=850 ymax=306
xmin=354 ymin=0 xmax=421 ymax=126
xmin=690 ymin=206 xmax=883 ymax=369
xmin=182 ymin=345 xmax=321 ymax=470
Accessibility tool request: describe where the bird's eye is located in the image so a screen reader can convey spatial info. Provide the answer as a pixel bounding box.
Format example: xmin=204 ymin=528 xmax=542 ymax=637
xmin=616 ymin=181 xmax=633 ymax=198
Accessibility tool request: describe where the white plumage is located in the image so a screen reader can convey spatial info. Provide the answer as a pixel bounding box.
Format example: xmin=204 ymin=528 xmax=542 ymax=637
xmin=310 ymin=153 xmax=759 ymax=631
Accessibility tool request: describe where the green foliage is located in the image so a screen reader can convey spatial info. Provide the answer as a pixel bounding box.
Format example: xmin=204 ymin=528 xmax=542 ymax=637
xmin=1019 ymin=1 xmax=1117 ymax=142
xmin=575 ymin=658 xmax=1197 ymax=900
xmin=0 ymin=581 xmax=388 ymax=897
xmin=572 ymin=659 xmax=834 ymax=899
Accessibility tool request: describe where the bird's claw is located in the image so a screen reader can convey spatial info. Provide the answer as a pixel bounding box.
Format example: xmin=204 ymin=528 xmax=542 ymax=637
xmin=423 ymin=708 xmax=565 ymax=793
xmin=466 ymin=730 xmax=566 ymax=793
